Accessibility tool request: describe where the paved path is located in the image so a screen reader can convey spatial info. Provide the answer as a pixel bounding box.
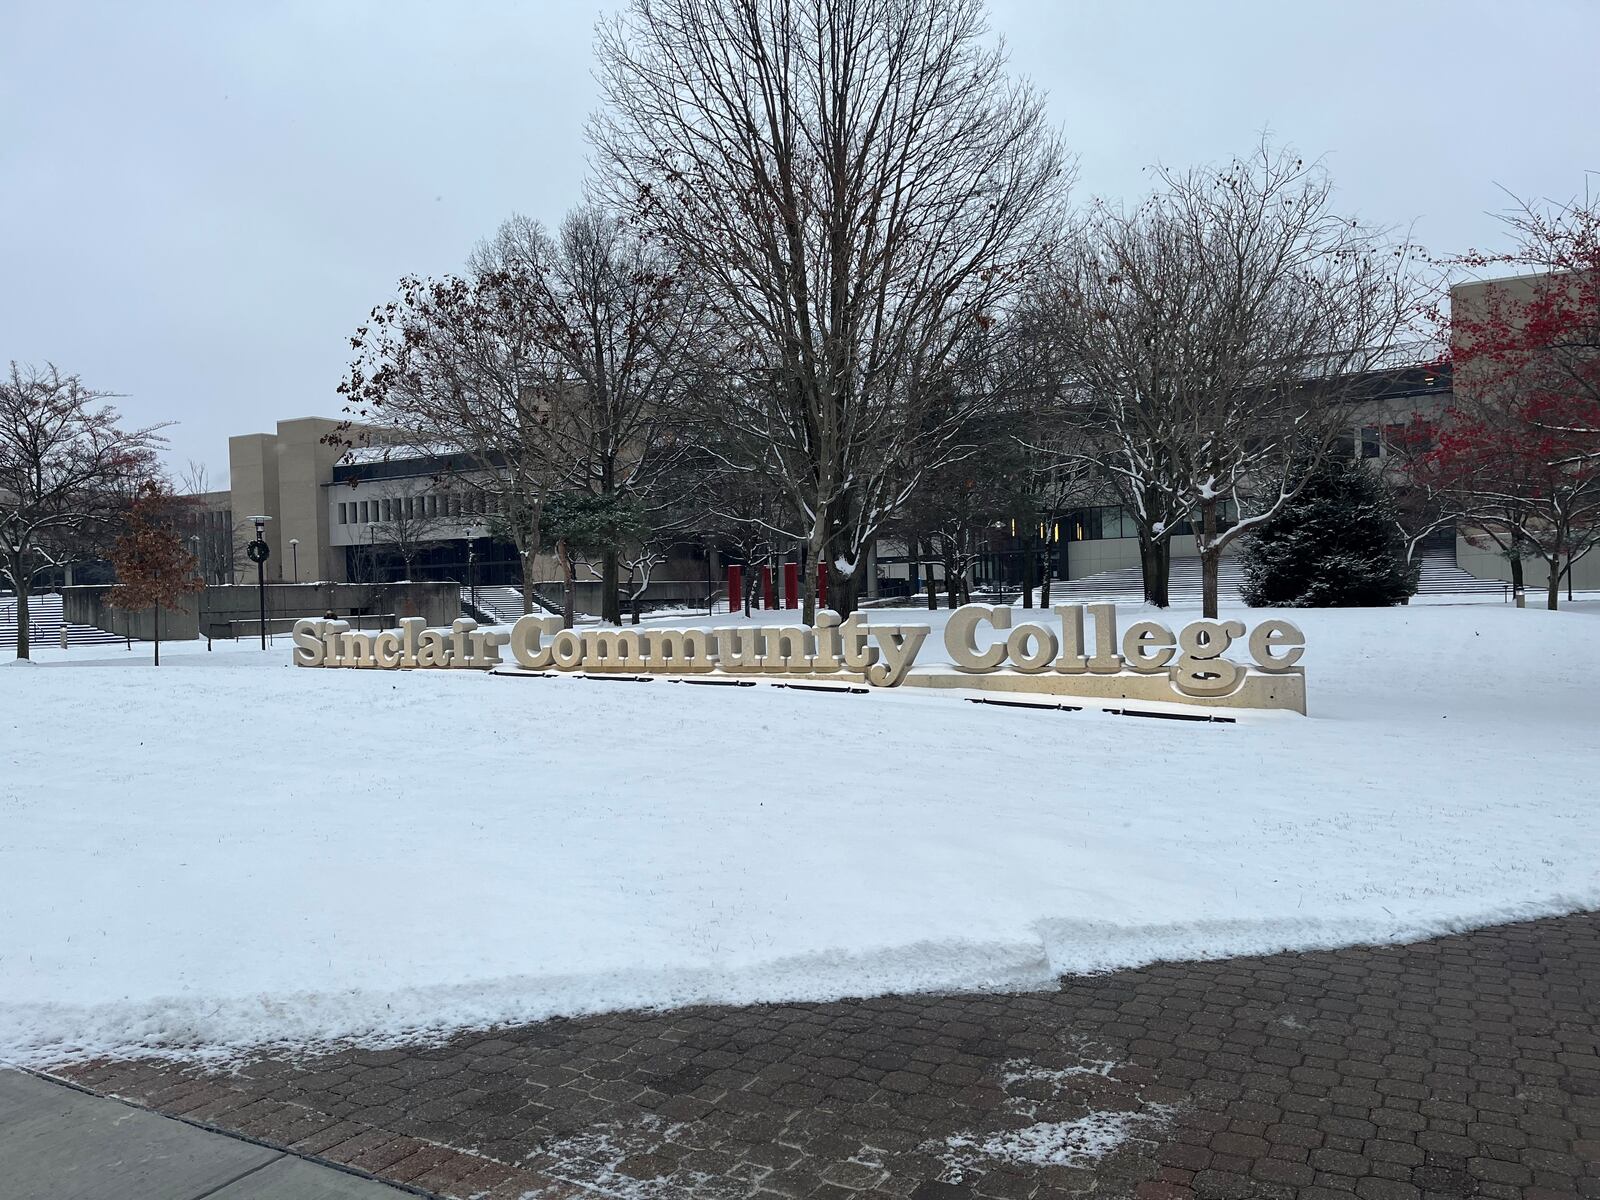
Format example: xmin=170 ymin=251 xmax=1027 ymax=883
xmin=47 ymin=913 xmax=1600 ymax=1199
xmin=0 ymin=1068 xmax=412 ymax=1199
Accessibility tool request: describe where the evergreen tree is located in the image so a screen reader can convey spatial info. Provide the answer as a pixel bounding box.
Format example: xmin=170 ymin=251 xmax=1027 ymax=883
xmin=540 ymin=491 xmax=648 ymax=628
xmin=1238 ymin=457 xmax=1417 ymax=608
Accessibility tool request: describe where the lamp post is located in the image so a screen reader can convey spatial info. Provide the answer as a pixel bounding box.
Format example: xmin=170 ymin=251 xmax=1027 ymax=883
xmin=289 ymin=538 xmax=300 ymax=583
xmin=246 ymin=515 xmax=272 ymax=649
xmin=467 ymin=544 xmax=477 ymax=616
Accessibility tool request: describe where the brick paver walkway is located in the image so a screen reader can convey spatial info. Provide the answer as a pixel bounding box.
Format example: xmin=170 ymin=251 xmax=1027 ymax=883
xmin=47 ymin=913 xmax=1600 ymax=1199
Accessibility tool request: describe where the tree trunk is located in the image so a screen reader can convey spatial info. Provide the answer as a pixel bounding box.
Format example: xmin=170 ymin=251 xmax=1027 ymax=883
xmin=602 ymin=548 xmax=622 ymax=625
xmin=1547 ymin=560 xmax=1561 ymax=611
xmin=827 ymin=561 xmax=860 ymax=619
xmin=1139 ymin=534 xmax=1170 ymax=608
xmin=1020 ymin=533 xmax=1036 ymax=608
xmin=1040 ymin=537 xmax=1053 ymax=608
xmin=801 ymin=540 xmax=820 ymax=625
xmin=1200 ymin=499 xmax=1220 ymax=619
xmin=14 ymin=581 xmax=30 ymax=660
xmin=153 ymin=605 xmax=161 ymax=666
xmin=1510 ymin=553 xmax=1524 ymax=595
xmin=520 ymin=552 xmax=536 ymax=614
xmin=921 ymin=539 xmax=938 ymax=610
xmin=559 ymin=539 xmax=576 ymax=628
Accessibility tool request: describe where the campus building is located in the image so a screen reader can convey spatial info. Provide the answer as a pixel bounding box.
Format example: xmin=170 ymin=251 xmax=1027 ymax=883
xmin=220 ymin=419 xmax=717 ymax=613
xmin=211 ymin=269 xmax=1596 ymax=606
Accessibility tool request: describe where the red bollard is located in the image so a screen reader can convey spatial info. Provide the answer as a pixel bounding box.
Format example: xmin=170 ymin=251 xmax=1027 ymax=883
xmin=783 ymin=562 xmax=799 ymax=609
xmin=727 ymin=565 xmax=743 ymax=614
xmin=760 ymin=565 xmax=775 ymax=610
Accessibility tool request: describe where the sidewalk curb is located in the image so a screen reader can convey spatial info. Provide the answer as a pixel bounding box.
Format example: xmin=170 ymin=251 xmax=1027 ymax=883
xmin=10 ymin=1063 xmax=444 ymax=1200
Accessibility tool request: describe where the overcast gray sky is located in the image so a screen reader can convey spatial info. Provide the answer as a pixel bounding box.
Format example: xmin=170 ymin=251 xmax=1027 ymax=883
xmin=3 ymin=1 xmax=1596 ymax=483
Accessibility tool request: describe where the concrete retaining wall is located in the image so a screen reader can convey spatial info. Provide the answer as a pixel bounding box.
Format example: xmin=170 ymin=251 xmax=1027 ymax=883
xmin=63 ymin=581 xmax=461 ymax=641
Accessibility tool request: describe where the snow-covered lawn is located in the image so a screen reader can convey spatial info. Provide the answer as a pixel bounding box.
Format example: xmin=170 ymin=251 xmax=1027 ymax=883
xmin=2 ymin=602 xmax=1598 ymax=1066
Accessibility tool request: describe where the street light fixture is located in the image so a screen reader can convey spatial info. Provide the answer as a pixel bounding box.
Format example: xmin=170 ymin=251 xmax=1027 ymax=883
xmin=246 ymin=515 xmax=272 ymax=649
xmin=289 ymin=537 xmax=300 ymax=583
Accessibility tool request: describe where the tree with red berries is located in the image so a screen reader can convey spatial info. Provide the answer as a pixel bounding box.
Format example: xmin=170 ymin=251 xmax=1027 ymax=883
xmin=1427 ymin=402 xmax=1600 ymax=609
xmin=1380 ymin=414 xmax=1466 ymax=572
xmin=1452 ymin=189 xmax=1599 ymax=458
xmin=107 ymin=482 xmax=205 ymax=665
xmin=1433 ymin=187 xmax=1600 ymax=608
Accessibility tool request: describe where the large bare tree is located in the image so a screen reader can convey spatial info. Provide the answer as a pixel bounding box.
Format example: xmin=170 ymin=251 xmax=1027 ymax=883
xmin=1 ymin=362 xmax=162 ymax=658
xmin=470 ymin=209 xmax=702 ymax=623
xmin=1036 ymin=143 xmax=1426 ymax=616
xmin=590 ymin=0 xmax=1069 ymax=617
xmin=339 ymin=265 xmax=565 ymax=613
xmin=341 ymin=207 xmax=698 ymax=622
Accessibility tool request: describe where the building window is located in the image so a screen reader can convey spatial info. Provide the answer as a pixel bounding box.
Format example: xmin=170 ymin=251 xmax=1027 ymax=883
xmin=1334 ymin=429 xmax=1357 ymax=459
xmin=338 ymin=502 xmax=348 ymax=525
xmin=1063 ymin=504 xmax=1143 ymax=542
xmin=1360 ymin=426 xmax=1381 ymax=459
xmin=359 ymin=500 xmax=370 ymax=523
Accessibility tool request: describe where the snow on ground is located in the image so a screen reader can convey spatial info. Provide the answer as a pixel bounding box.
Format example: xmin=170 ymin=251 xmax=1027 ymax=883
xmin=2 ymin=602 xmax=1599 ymax=1066
xmin=941 ymin=1108 xmax=1177 ymax=1175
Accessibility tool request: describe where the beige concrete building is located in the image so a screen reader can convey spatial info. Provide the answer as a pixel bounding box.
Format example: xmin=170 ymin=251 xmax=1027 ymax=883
xmin=228 ymin=417 xmax=350 ymax=583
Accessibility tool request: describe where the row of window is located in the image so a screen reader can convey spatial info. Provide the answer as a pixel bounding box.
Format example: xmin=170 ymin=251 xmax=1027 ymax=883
xmin=1064 ymin=501 xmax=1241 ymax=543
xmin=336 ymin=492 xmax=506 ymax=526
xmin=1335 ymin=422 xmax=1437 ymax=460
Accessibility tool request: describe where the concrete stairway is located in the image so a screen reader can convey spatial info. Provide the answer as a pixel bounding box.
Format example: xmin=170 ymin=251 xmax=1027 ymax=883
xmin=1048 ymin=548 xmax=1505 ymax=606
xmin=459 ymin=584 xmax=563 ymax=624
xmin=1412 ymin=549 xmax=1508 ymax=596
xmin=0 ymin=592 xmax=126 ymax=650
xmin=1049 ymin=558 xmax=1247 ymax=605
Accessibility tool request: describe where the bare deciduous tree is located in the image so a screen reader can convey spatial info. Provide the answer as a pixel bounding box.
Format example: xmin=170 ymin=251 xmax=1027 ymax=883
xmin=368 ymin=484 xmax=452 ymax=579
xmin=1036 ymin=143 xmax=1427 ymax=616
xmin=470 ymin=209 xmax=702 ymax=623
xmin=591 ymin=0 xmax=1070 ymax=618
xmin=338 ymin=269 xmax=564 ymax=614
xmin=1381 ymin=416 xmax=1467 ymax=572
xmin=1 ymin=362 xmax=163 ymax=658
xmin=178 ymin=461 xmax=240 ymax=584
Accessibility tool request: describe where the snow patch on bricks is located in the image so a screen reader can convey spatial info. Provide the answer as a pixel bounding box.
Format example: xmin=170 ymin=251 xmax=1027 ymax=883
xmin=937 ymin=1039 xmax=1176 ymax=1178
xmin=522 ymin=1116 xmax=737 ymax=1200
xmin=943 ymin=1105 xmax=1177 ymax=1174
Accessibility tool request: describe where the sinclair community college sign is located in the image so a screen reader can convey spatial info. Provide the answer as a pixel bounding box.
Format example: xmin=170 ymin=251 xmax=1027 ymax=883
xmin=292 ymin=604 xmax=1307 ymax=713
